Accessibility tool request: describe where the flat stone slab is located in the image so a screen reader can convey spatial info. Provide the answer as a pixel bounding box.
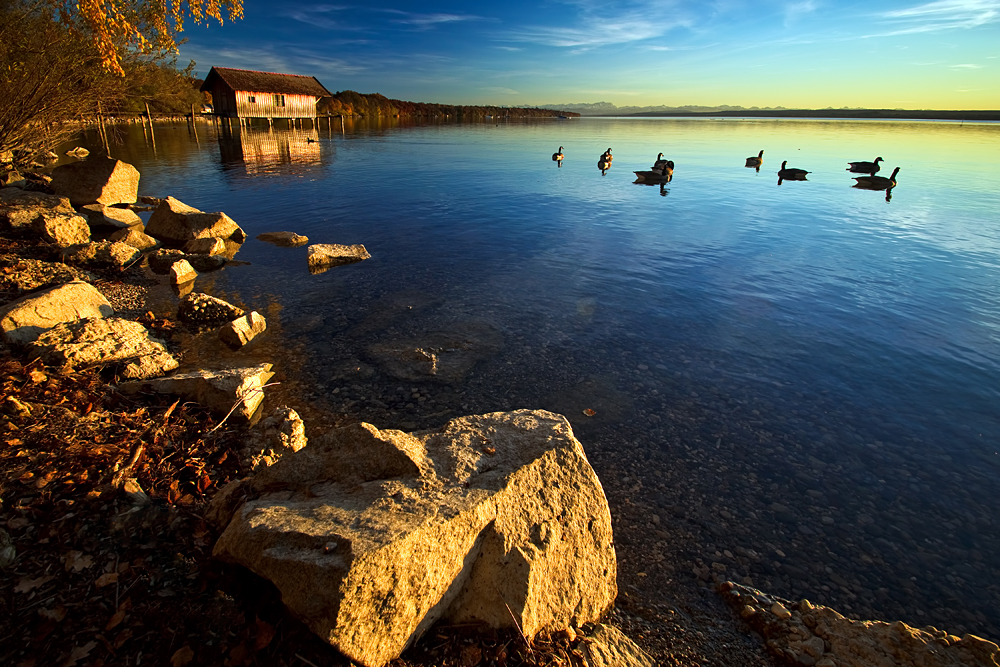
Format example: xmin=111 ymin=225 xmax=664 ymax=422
xmin=28 ymin=316 xmax=177 ymax=379
xmin=0 ymin=280 xmax=113 ymax=345
xmin=63 ymin=241 xmax=141 ymax=270
xmin=307 ymin=243 xmax=370 ymax=274
xmin=0 ymin=190 xmax=75 ymax=229
xmin=80 ymin=204 xmax=143 ymax=229
xmin=119 ymin=363 xmax=274 ymax=420
xmin=212 ymin=409 xmax=617 ymax=667
xmin=257 ymin=231 xmax=308 ymax=247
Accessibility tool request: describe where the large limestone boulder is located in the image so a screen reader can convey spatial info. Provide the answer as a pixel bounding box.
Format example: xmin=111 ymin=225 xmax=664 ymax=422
xmin=79 ymin=204 xmax=143 ymax=229
xmin=50 ymin=157 xmax=139 ymax=206
xmin=34 ymin=212 xmax=91 ymax=247
xmin=307 ymin=243 xmax=370 ymax=274
xmin=212 ymin=409 xmax=617 ymax=667
xmin=722 ymin=582 xmax=1000 ymax=667
xmin=144 ymin=196 xmax=245 ymax=244
xmin=0 ymin=190 xmax=74 ymax=229
xmin=119 ymin=363 xmax=274 ymax=420
xmin=0 ymin=280 xmax=113 ymax=345
xmin=28 ymin=317 xmax=177 ymax=379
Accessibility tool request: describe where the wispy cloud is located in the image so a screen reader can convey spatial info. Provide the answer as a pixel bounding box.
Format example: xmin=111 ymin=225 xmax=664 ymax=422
xmin=784 ymin=0 xmax=820 ymax=27
xmin=875 ymin=0 xmax=1000 ymax=35
xmin=381 ymin=10 xmax=485 ymax=30
xmin=482 ymin=86 xmax=519 ymax=95
xmin=500 ymin=2 xmax=691 ymax=51
xmin=951 ymin=62 xmax=985 ymax=67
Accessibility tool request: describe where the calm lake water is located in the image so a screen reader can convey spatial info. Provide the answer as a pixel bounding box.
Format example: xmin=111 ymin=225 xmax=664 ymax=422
xmin=74 ymin=116 xmax=1000 ymax=638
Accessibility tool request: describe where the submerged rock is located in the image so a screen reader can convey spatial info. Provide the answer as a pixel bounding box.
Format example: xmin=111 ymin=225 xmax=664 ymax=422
xmin=366 ymin=321 xmax=504 ymax=383
xmin=257 ymin=231 xmax=308 ymax=247
xmin=178 ymin=293 xmax=244 ymax=324
xmin=212 ymin=409 xmax=617 ymax=667
xmin=307 ymin=243 xmax=370 ymax=273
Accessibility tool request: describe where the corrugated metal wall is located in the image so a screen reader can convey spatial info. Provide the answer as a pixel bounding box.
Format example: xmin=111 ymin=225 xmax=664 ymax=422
xmin=234 ymin=91 xmax=318 ymax=118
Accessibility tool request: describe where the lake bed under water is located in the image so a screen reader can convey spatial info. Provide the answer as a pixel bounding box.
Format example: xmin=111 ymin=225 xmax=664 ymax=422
xmin=75 ymin=116 xmax=1000 ymax=639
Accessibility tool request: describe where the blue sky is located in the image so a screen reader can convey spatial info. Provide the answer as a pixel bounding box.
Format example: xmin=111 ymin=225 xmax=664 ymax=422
xmin=179 ymin=0 xmax=1000 ymax=109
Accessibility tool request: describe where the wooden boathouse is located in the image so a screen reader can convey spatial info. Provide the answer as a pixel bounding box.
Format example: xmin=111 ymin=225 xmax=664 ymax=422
xmin=200 ymin=67 xmax=333 ymax=127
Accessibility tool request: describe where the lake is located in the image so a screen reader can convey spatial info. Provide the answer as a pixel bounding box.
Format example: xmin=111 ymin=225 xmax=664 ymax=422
xmin=74 ymin=115 xmax=1000 ymax=638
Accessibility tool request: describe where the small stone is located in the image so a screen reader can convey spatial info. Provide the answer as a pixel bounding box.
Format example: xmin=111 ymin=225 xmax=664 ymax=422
xmin=771 ymin=601 xmax=792 ymax=619
xmin=257 ymin=231 xmax=308 ymax=247
xmin=169 ymin=259 xmax=197 ymax=286
xmin=219 ymin=311 xmax=266 ymax=348
xmin=740 ymin=605 xmax=757 ymax=619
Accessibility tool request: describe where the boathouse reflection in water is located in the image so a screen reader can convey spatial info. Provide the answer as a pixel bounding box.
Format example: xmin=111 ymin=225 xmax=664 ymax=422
xmin=216 ymin=125 xmax=329 ymax=178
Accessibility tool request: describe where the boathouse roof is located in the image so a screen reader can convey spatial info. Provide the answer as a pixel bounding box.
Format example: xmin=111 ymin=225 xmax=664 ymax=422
xmin=200 ymin=67 xmax=333 ymax=98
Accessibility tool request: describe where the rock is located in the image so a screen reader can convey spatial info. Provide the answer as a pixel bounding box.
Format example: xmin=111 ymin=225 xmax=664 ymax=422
xmin=0 ymin=189 xmax=75 ymax=229
xmin=240 ymin=406 xmax=306 ymax=471
xmin=109 ymin=227 xmax=159 ymax=251
xmin=772 ymin=601 xmax=792 ymax=619
xmin=147 ymin=248 xmax=186 ymax=274
xmin=33 ymin=212 xmax=91 ymax=247
xmin=257 ymin=231 xmax=308 ymax=247
xmin=183 ymin=237 xmax=226 ymax=255
xmin=219 ymin=311 xmax=266 ymax=348
xmin=307 ymin=243 xmax=370 ymax=273
xmin=212 ymin=409 xmax=617 ymax=667
xmin=721 ymin=582 xmax=1000 ymax=667
xmin=185 ymin=254 xmax=228 ymax=272
xmin=0 ymin=280 xmax=113 ymax=345
xmin=170 ymin=260 xmax=197 ymax=286
xmin=122 ymin=478 xmax=151 ymax=506
xmin=63 ymin=241 xmax=141 ymax=270
xmin=582 ymin=624 xmax=656 ymax=667
xmin=0 ymin=256 xmax=93 ymax=295
xmin=177 ymin=293 xmax=244 ymax=324
xmin=65 ymin=147 xmax=90 ymax=158
xmin=138 ymin=195 xmax=162 ymax=206
xmin=50 ymin=157 xmax=139 ymax=206
xmin=144 ymin=196 xmax=245 ymax=244
xmin=79 ymin=204 xmax=143 ymax=229
xmin=119 ymin=363 xmax=274 ymax=420
xmin=367 ymin=321 xmax=504 ymax=383
xmin=28 ymin=316 xmax=177 ymax=379
xmin=1 ymin=169 xmax=25 ymax=188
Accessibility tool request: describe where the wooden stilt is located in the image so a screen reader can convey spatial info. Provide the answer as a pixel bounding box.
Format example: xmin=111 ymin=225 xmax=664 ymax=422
xmin=191 ymin=104 xmax=200 ymax=144
xmin=145 ymin=102 xmax=156 ymax=149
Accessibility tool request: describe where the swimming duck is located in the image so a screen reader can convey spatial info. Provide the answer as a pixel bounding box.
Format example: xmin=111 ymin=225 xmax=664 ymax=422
xmin=745 ymin=150 xmax=764 ymax=168
xmin=598 ymin=149 xmax=612 ymax=173
xmin=847 ymin=157 xmax=883 ymax=174
xmin=778 ymin=160 xmax=809 ymax=180
xmin=552 ymin=146 xmax=564 ymax=162
xmin=853 ymin=166 xmax=900 ymax=190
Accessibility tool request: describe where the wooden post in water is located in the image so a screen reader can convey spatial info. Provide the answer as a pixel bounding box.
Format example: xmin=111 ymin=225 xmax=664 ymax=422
xmin=341 ymin=115 xmax=345 ymax=135
xmin=190 ymin=104 xmax=199 ymax=144
xmin=96 ymin=102 xmax=110 ymax=155
xmin=144 ymin=102 xmax=156 ymax=149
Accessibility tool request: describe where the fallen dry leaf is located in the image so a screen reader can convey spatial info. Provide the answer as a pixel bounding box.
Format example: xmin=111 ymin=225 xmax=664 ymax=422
xmin=38 ymin=605 xmax=68 ymax=622
xmin=60 ymin=641 xmax=97 ymax=667
xmin=170 ymin=645 xmax=195 ymax=667
xmin=14 ymin=575 xmax=55 ymax=594
xmin=95 ymin=572 xmax=118 ymax=588
xmin=105 ymin=609 xmax=126 ymax=631
xmin=64 ymin=550 xmax=94 ymax=572
xmin=582 ymin=408 xmax=597 ymax=417
xmin=28 ymin=369 xmax=47 ymax=383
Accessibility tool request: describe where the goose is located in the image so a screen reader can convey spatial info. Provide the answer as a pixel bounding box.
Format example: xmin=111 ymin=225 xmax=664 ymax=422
xmin=653 ymin=152 xmax=670 ymax=170
xmin=598 ymin=149 xmax=612 ymax=173
xmin=853 ymin=167 xmax=900 ymax=190
xmin=745 ymin=150 xmax=764 ymax=168
xmin=552 ymin=146 xmax=564 ymax=162
xmin=635 ymin=158 xmax=674 ymax=182
xmin=847 ymin=157 xmax=883 ymax=174
xmin=306 ymin=137 xmax=317 ymax=143
xmin=778 ymin=160 xmax=809 ymax=180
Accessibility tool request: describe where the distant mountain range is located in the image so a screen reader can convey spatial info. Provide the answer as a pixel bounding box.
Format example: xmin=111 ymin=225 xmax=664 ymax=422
xmin=542 ymin=102 xmax=1000 ymax=121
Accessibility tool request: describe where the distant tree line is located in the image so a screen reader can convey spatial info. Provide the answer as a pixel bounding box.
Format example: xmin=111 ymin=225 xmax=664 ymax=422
xmin=318 ymin=91 xmax=578 ymax=118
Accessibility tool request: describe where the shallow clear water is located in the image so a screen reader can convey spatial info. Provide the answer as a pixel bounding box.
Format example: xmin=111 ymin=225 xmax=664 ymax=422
xmin=77 ymin=117 xmax=1000 ymax=636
